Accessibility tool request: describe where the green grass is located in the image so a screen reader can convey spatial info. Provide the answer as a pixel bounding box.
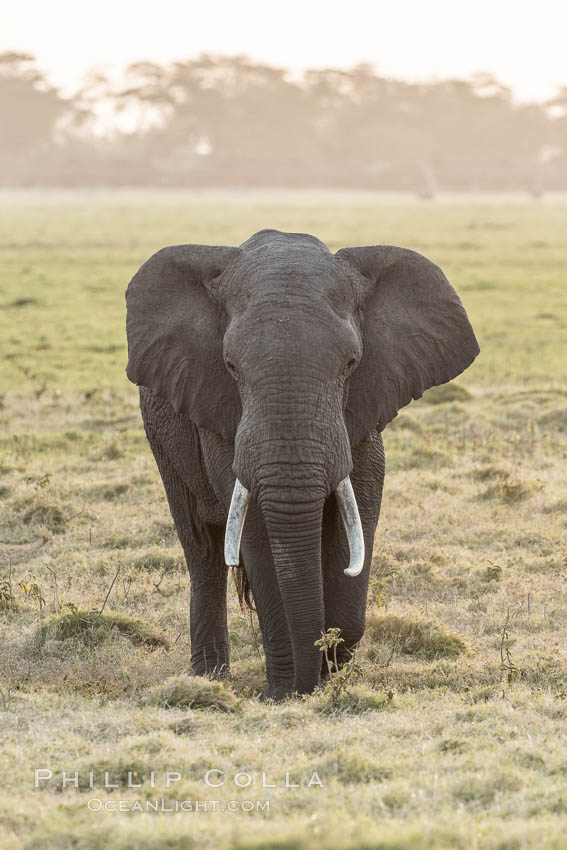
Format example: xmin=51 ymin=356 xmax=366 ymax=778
xmin=1 ymin=191 xmax=566 ymax=849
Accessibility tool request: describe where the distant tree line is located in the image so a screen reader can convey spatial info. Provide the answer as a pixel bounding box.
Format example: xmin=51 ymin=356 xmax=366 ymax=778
xmin=2 ymin=51 xmax=567 ymax=192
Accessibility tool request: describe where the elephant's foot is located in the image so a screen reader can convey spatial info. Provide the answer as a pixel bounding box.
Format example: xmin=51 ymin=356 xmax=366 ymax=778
xmin=260 ymin=683 xmax=295 ymax=703
xmin=191 ymin=641 xmax=230 ymax=679
xmin=192 ymin=665 xmax=230 ymax=681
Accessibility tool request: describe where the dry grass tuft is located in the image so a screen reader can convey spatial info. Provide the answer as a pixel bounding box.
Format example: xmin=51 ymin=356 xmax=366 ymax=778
xmin=312 ymin=683 xmax=393 ymax=715
xmin=538 ymin=407 xmax=567 ymax=432
xmin=87 ymin=483 xmax=129 ymax=501
xmin=421 ymin=383 xmax=472 ymax=405
xmin=479 ymin=472 xmax=536 ymax=504
xmin=143 ymin=674 xmax=240 ymax=712
xmin=20 ymin=499 xmax=67 ymax=532
xmin=33 ymin=610 xmax=170 ymax=652
xmin=365 ymin=613 xmax=466 ymax=660
xmin=542 ymin=498 xmax=567 ymax=514
xmin=130 ymin=551 xmax=182 ymax=571
xmin=470 ymin=464 xmax=508 ymax=482
xmin=313 ymin=748 xmax=393 ymax=783
xmin=397 ymin=447 xmax=450 ymax=470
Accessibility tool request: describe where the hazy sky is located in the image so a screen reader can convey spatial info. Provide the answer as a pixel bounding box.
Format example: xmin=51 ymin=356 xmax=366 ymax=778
xmin=4 ymin=0 xmax=567 ymax=101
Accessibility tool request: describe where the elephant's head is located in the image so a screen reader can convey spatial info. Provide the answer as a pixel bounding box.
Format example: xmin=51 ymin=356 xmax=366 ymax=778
xmin=126 ymin=229 xmax=479 ymax=693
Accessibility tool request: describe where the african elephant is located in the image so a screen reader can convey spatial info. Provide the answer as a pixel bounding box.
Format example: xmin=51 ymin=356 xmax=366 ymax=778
xmin=126 ymin=229 xmax=479 ymax=699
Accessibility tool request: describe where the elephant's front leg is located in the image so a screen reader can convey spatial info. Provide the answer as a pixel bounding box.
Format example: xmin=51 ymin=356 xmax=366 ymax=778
xmin=144 ymin=432 xmax=230 ymax=676
xmin=322 ymin=431 xmax=385 ymax=667
xmin=187 ymin=535 xmax=231 ymax=677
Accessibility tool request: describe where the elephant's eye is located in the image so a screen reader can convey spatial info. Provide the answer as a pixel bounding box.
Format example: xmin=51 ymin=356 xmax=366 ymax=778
xmin=343 ymin=355 xmax=358 ymax=376
xmin=224 ymin=358 xmax=239 ymax=380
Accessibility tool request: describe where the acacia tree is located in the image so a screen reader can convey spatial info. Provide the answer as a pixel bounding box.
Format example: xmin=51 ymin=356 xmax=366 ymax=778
xmin=0 ymin=52 xmax=68 ymax=155
xmin=111 ymin=55 xmax=315 ymax=184
xmin=0 ymin=51 xmax=562 ymax=189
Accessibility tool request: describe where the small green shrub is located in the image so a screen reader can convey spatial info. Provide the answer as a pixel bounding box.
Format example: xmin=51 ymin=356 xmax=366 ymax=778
xmin=315 ymin=627 xmax=362 ymax=705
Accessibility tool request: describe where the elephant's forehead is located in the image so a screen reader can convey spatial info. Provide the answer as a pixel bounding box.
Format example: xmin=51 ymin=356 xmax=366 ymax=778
xmin=228 ymin=243 xmax=346 ymax=304
xmin=224 ymin=245 xmax=361 ymax=357
xmin=226 ymin=294 xmax=360 ymax=366
xmin=239 ymin=228 xmax=330 ymax=253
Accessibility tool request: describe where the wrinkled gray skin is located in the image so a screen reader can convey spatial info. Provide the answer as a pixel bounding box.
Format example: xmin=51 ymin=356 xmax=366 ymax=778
xmin=126 ymin=230 xmax=479 ymax=699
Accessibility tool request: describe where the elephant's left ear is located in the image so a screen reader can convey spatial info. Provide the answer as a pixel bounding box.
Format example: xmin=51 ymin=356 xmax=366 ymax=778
xmin=126 ymin=244 xmax=242 ymax=442
xmin=336 ymin=246 xmax=480 ymax=444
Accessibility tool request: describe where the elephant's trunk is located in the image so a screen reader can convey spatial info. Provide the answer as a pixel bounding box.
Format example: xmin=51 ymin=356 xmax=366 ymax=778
xmin=224 ymin=473 xmax=365 ymax=695
xmin=259 ymin=492 xmax=325 ymax=694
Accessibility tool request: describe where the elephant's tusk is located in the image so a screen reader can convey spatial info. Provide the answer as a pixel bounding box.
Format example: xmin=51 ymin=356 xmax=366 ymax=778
xmin=225 ymin=479 xmax=251 ymax=566
xmin=336 ymin=476 xmax=365 ymax=577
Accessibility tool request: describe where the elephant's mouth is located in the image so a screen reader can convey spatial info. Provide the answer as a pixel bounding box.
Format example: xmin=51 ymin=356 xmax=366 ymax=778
xmin=224 ymin=475 xmax=364 ymax=577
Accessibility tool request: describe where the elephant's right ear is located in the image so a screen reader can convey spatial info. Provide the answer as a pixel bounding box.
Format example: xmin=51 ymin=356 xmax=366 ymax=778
xmin=336 ymin=245 xmax=480 ymax=443
xmin=126 ymin=244 xmax=242 ymax=442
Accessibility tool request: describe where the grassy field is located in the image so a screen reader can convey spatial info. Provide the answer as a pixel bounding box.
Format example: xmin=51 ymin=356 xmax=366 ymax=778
xmin=1 ymin=191 xmax=566 ymax=849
